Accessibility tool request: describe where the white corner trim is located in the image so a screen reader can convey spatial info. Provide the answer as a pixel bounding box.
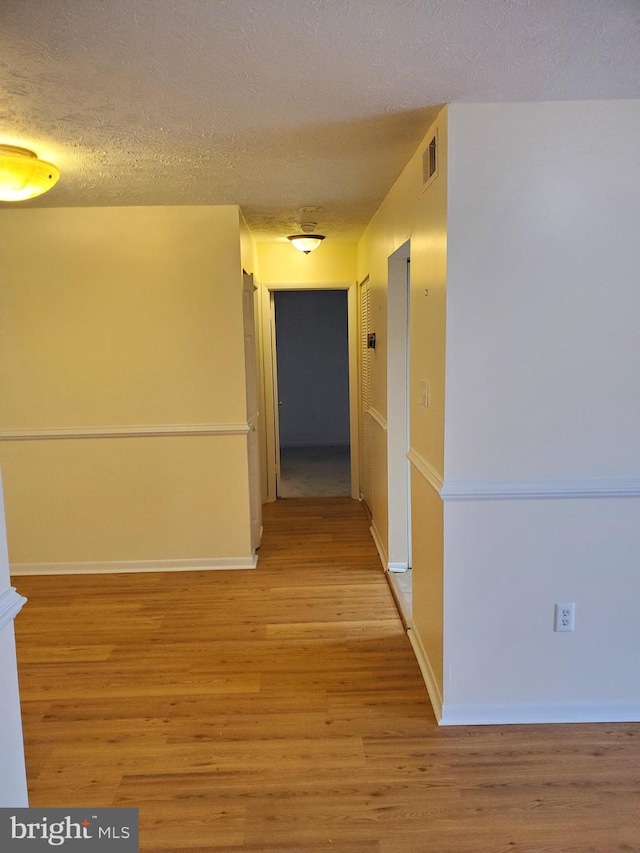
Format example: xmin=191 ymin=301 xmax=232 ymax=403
xmin=388 ymin=562 xmax=409 ymax=573
xmin=407 ymin=626 xmax=443 ymax=723
xmin=406 ymin=448 xmax=444 ymax=494
xmin=369 ymin=522 xmax=388 ymax=571
xmin=439 ymin=700 xmax=640 ymax=726
xmin=367 ymin=407 xmax=388 ymax=432
xmin=10 ymin=556 xmax=258 ymax=576
xmin=0 ymin=423 xmax=250 ymax=441
xmin=439 ymin=477 xmax=640 ymax=501
xmin=0 ymin=587 xmax=27 ymax=631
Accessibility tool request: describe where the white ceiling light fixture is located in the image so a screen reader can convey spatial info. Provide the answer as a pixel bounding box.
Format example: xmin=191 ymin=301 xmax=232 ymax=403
xmin=0 ymin=144 xmax=60 ymax=201
xmin=287 ymin=222 xmax=325 ymax=254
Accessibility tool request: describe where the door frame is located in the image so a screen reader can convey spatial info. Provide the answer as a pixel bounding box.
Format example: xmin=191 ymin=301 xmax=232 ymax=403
xmin=387 ymin=241 xmax=412 ymax=571
xmin=242 ymin=271 xmax=262 ymax=552
xmin=260 ymin=281 xmax=359 ymax=502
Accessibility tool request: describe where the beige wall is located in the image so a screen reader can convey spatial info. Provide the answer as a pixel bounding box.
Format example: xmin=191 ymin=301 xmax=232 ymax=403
xmin=257 ymin=242 xmax=356 ymax=284
xmin=0 ymin=205 xmax=254 ymax=569
xmin=1 ymin=435 xmax=251 ymax=565
xmin=357 ymin=109 xmax=447 ymax=700
xmin=357 ymin=116 xmax=447 ymax=472
xmin=255 ymin=241 xmax=358 ymax=502
xmin=0 ymin=207 xmax=247 ymax=427
xmin=239 ymin=208 xmax=258 ymax=278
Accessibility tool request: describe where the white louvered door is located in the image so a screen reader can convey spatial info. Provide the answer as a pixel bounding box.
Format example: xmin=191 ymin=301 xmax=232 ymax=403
xmin=359 ymin=277 xmax=372 ymax=509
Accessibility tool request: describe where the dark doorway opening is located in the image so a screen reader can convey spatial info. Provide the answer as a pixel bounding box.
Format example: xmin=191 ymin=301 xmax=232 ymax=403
xmin=274 ymin=290 xmax=350 ymax=497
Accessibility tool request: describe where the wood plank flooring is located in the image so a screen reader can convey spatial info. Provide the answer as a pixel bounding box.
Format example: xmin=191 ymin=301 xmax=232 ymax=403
xmin=13 ymin=497 xmax=640 ymax=852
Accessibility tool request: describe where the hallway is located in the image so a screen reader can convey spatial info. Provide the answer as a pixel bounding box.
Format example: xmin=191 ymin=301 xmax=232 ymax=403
xmin=13 ymin=498 xmax=640 ymax=852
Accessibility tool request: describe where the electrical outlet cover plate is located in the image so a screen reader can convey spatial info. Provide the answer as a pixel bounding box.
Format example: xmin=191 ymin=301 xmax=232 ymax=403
xmin=554 ymin=602 xmax=575 ymax=632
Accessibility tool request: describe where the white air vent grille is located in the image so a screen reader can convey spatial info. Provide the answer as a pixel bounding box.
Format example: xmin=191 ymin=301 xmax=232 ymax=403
xmin=422 ymin=133 xmax=437 ymax=188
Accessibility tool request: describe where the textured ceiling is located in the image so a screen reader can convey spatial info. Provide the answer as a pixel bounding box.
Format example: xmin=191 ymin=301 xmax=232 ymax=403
xmin=2 ymin=0 xmax=639 ymax=241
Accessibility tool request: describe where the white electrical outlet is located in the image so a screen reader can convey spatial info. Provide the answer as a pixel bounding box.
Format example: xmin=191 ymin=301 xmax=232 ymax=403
xmin=554 ymin=602 xmax=575 ymax=632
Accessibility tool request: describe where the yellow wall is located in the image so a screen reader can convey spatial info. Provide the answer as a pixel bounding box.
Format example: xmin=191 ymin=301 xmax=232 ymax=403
xmin=0 ymin=206 xmax=253 ymax=568
xmin=357 ymin=109 xmax=447 ymax=696
xmin=257 ymin=242 xmax=357 ymax=284
xmin=255 ymin=241 xmax=357 ymax=502
xmin=411 ymin=473 xmax=444 ymax=691
xmin=239 ymin=208 xmax=258 ymax=279
xmin=1 ymin=436 xmax=251 ymax=564
xmin=0 ymin=207 xmax=247 ymax=427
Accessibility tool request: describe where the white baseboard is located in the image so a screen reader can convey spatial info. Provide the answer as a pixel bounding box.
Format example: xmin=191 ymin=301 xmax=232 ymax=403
xmin=439 ymin=700 xmax=640 ymax=726
xmin=388 ymin=562 xmax=409 ymax=573
xmin=11 ymin=555 xmax=258 ymax=576
xmin=407 ymin=626 xmax=443 ymax=723
xmin=369 ymin=522 xmax=387 ymax=570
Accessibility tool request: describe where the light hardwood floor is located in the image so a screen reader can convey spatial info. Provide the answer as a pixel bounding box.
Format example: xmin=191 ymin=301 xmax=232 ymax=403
xmin=13 ymin=498 xmax=640 ymax=852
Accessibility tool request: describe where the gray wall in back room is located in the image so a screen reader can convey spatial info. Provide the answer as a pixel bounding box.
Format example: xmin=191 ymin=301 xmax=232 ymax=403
xmin=274 ymin=290 xmax=350 ymax=447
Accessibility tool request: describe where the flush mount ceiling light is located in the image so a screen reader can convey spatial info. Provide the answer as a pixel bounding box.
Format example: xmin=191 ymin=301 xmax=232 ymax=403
xmin=0 ymin=145 xmax=60 ymax=202
xmin=287 ymin=222 xmax=325 ymax=254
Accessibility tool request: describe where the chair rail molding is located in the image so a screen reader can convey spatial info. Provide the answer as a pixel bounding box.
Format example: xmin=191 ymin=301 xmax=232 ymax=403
xmin=0 ymin=587 xmax=27 ymax=632
xmin=367 ymin=407 xmax=388 ymax=432
xmin=406 ymin=447 xmax=444 ymax=494
xmin=439 ymin=477 xmax=640 ymax=501
xmin=0 ymin=423 xmax=250 ymax=441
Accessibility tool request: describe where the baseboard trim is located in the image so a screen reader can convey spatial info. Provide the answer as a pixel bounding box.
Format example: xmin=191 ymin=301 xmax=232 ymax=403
xmin=369 ymin=522 xmax=388 ymax=571
xmin=11 ymin=555 xmax=259 ymax=576
xmin=0 ymin=423 xmax=250 ymax=441
xmin=385 ymin=571 xmax=411 ymax=632
xmin=0 ymin=587 xmax=28 ymax=631
xmin=388 ymin=562 xmax=409 ymax=573
xmin=439 ymin=700 xmax=640 ymax=726
xmin=407 ymin=626 xmax=443 ymax=723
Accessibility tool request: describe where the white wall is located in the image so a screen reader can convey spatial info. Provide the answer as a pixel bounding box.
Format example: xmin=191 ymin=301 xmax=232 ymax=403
xmin=442 ymin=101 xmax=640 ymax=723
xmin=444 ymin=497 xmax=640 ymax=723
xmin=0 ymin=472 xmax=28 ymax=805
xmin=445 ymin=101 xmax=640 ymax=482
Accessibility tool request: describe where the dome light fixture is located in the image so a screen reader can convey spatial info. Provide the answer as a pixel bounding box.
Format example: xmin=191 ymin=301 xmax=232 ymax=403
xmin=287 ymin=221 xmax=325 ymax=254
xmin=0 ymin=144 xmax=60 ymax=202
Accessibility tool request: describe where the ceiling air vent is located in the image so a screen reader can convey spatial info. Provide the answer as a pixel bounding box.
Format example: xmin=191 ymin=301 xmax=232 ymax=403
xmin=422 ymin=133 xmax=437 ymax=189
